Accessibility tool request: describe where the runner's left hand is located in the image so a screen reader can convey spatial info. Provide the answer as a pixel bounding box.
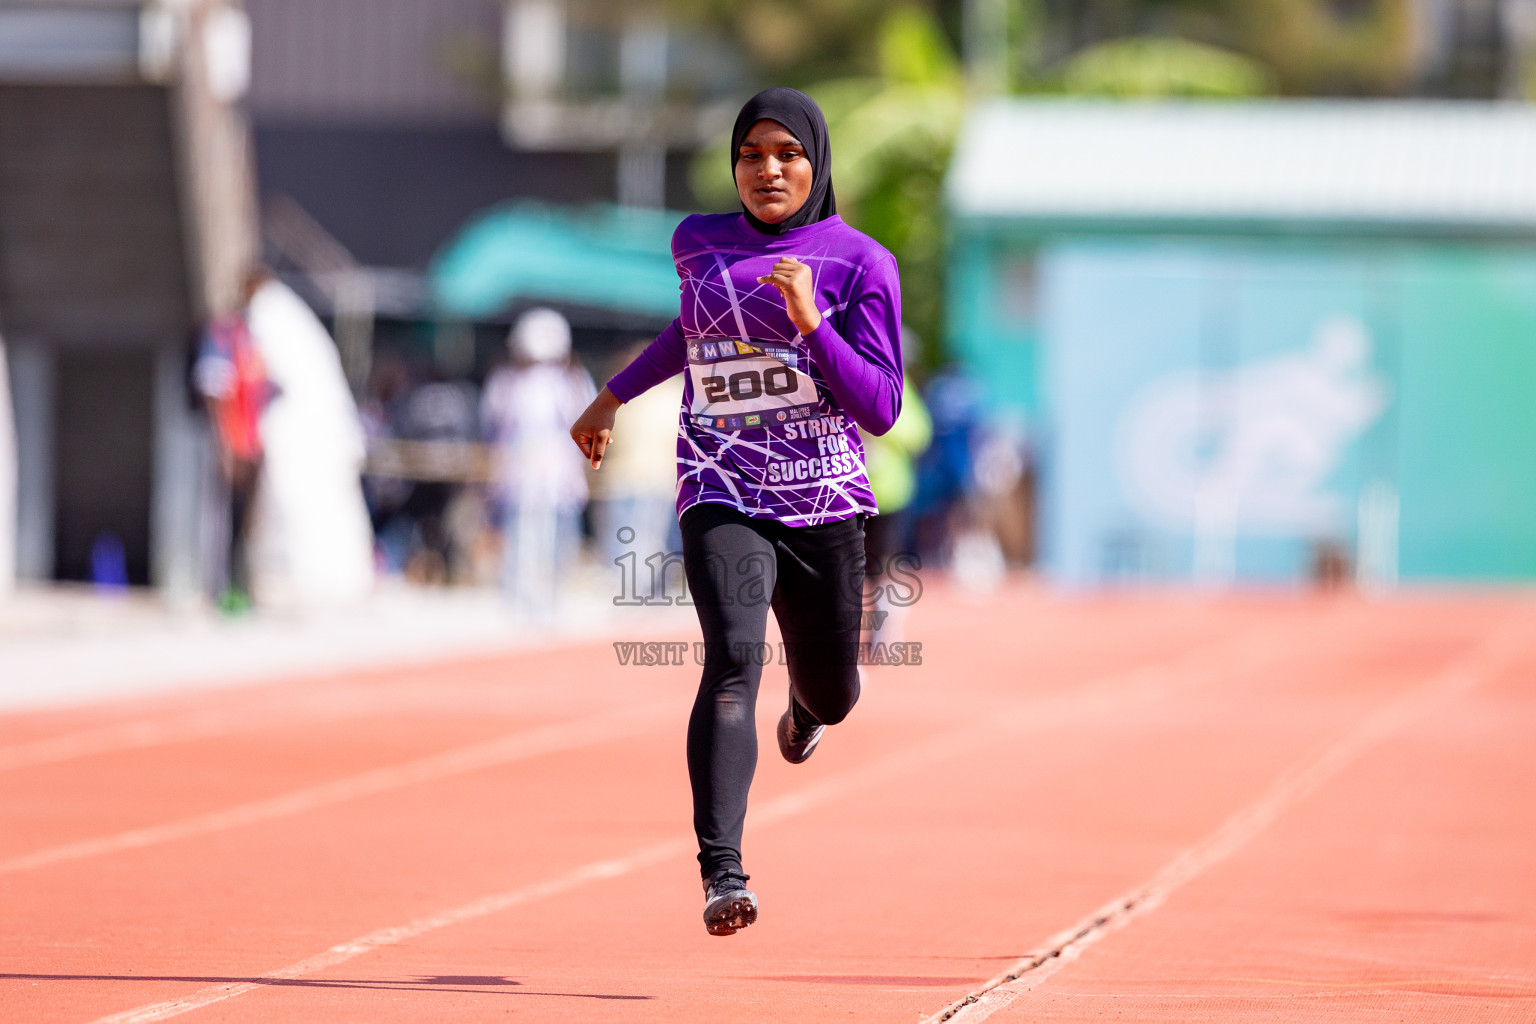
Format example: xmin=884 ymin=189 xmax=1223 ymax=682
xmin=756 ymin=257 xmax=822 ymax=337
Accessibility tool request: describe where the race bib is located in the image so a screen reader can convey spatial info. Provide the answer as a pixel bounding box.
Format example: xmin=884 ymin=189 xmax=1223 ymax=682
xmin=686 ymin=338 xmax=821 ymax=430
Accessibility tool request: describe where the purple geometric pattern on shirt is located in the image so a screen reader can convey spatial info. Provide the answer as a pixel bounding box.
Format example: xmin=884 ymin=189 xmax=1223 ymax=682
xmin=663 ymin=214 xmax=897 ymax=527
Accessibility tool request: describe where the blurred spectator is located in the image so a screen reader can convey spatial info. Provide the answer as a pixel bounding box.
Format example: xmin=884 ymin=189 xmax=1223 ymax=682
xmin=397 ymin=378 xmax=480 ymax=583
xmin=244 ymin=268 xmax=375 ymax=609
xmin=0 ymin=332 xmax=14 ymax=601
xmin=193 ymin=299 xmax=271 ymax=613
xmin=481 ymin=307 xmax=595 ymax=611
xmin=910 ymin=365 xmax=984 ymax=567
xmin=90 ymin=532 xmax=130 ymax=593
xmin=360 ymin=353 xmax=414 ymax=572
xmin=589 ymin=340 xmax=684 ymax=569
xmin=1310 ymin=539 xmax=1352 ymax=591
xmin=968 ymin=413 xmax=1033 ymax=565
xmin=936 ymin=412 xmax=1032 ymax=592
xmin=361 ymin=354 xmax=482 ymax=585
xmin=861 ymin=327 xmax=932 ymax=647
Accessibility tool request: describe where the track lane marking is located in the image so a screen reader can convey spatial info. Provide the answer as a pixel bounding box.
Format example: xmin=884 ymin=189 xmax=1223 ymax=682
xmin=6 ymin=610 xmax=1305 ymax=878
xmin=0 ymin=698 xmax=403 ymax=773
xmin=1219 ymin=976 xmax=1536 ymax=993
xmin=81 ymin=619 xmax=1317 ymax=1024
xmin=83 ymin=838 xmax=696 ymax=1024
xmin=922 ymin=616 xmax=1532 ymax=1024
xmin=0 ymin=678 xmax=644 ymax=774
xmin=0 ymin=594 xmax=1225 ymax=773
xmin=0 ymin=632 xmax=697 ymax=774
xmin=0 ymin=704 xmax=676 ymax=876
xmin=75 ymin=707 xmax=1118 ymax=1024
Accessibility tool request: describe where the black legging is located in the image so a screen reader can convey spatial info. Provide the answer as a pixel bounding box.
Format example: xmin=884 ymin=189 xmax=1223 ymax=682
xmin=679 ymin=502 xmax=866 ymax=880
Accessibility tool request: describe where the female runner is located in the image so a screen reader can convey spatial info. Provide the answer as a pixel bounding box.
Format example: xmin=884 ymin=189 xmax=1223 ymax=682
xmin=570 ymin=87 xmax=902 ymax=936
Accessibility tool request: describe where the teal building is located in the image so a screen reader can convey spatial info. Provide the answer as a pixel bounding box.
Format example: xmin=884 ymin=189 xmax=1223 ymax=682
xmin=946 ymin=100 xmax=1536 ymax=586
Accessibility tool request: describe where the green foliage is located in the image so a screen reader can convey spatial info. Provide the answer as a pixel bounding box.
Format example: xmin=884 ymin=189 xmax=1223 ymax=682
xmin=878 ymin=5 xmax=965 ymax=87
xmin=679 ymin=0 xmax=1429 ymax=365
xmin=663 ymin=0 xmax=916 ymax=84
xmin=818 ymin=6 xmax=964 ymax=368
xmin=1221 ymin=0 xmax=1416 ymax=95
xmin=1012 ymin=0 xmax=1418 ymax=97
xmin=687 ymin=129 xmax=743 ymax=214
xmin=853 ymin=143 xmax=951 ymax=370
xmin=817 ymin=79 xmax=965 ymax=202
xmin=1060 ymin=36 xmax=1274 ymax=97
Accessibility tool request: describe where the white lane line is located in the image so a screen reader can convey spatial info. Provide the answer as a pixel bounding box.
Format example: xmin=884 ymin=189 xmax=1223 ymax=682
xmin=0 ymin=705 xmax=676 ymax=877
xmin=0 ymin=672 xmax=640 ymax=774
xmin=923 ymin=617 xmax=1532 ymax=1024
xmin=9 ymin=612 xmax=1297 ymax=877
xmin=86 ymin=732 xmax=1019 ymax=1024
xmin=83 ymin=836 xmax=697 ymax=1024
xmin=81 ymin=620 xmax=1314 ymax=1024
xmin=0 ymin=699 xmax=387 ymax=773
xmin=0 ymin=624 xmax=697 ymax=774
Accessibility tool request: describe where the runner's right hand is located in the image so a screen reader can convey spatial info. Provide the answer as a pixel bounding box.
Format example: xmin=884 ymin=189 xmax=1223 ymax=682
xmin=571 ymin=386 xmax=623 ymax=468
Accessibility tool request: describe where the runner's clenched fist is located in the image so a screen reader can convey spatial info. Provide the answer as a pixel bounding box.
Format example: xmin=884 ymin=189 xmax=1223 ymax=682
xmin=756 ymin=257 xmax=822 ymax=337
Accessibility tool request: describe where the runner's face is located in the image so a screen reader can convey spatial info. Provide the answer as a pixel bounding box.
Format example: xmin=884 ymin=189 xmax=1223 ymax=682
xmin=735 ymin=120 xmax=813 ymax=225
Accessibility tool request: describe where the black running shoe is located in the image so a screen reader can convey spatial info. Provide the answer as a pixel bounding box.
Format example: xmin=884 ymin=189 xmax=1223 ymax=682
xmin=702 ymin=872 xmax=758 ymax=936
xmin=777 ymin=696 xmax=824 ymax=764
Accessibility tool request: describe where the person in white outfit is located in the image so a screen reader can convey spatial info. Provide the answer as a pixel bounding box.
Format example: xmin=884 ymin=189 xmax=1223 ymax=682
xmin=243 ymin=269 xmax=375 ymax=609
xmin=480 ymin=308 xmax=596 ymax=610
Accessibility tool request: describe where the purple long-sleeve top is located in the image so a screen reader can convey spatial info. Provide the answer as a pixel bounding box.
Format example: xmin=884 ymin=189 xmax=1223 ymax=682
xmin=607 ymin=212 xmax=903 ymax=526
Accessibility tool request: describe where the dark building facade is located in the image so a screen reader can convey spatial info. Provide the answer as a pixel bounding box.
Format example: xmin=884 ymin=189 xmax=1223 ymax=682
xmin=244 ymin=0 xmax=696 ymax=273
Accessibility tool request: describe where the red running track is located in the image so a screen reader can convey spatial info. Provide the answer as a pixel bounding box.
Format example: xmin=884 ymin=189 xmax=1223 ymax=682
xmin=1 ymin=584 xmax=1532 ymax=1022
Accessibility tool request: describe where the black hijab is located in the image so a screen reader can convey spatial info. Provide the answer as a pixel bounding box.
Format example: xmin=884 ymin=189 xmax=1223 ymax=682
xmin=730 ymin=87 xmax=837 ymax=235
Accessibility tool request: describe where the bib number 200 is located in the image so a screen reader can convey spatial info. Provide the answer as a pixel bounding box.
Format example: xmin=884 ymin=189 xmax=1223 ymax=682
xmin=701 ymin=365 xmax=798 ymax=403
